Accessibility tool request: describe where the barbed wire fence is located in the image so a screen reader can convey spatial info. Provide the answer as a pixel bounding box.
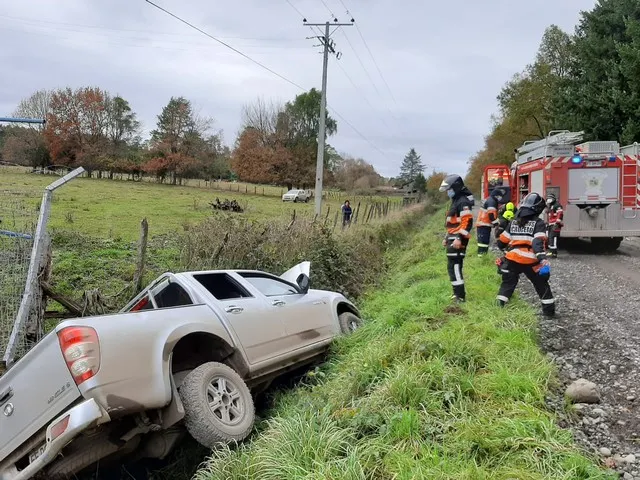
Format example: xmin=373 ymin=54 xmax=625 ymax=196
xmin=0 ymin=196 xmax=39 ymax=369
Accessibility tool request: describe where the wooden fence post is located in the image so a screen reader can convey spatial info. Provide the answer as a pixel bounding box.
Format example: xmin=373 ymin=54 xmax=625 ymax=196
xmin=353 ymin=201 xmax=361 ymax=224
xmin=133 ymin=218 xmax=149 ymax=294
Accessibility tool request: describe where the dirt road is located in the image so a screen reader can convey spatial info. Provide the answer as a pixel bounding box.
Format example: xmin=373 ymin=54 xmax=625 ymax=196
xmin=516 ymin=238 xmax=640 ymax=478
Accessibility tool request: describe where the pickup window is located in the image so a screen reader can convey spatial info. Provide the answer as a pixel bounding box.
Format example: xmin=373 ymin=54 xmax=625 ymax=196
xmin=193 ymin=273 xmax=253 ymax=300
xmin=128 ymin=281 xmax=193 ymax=311
xmin=239 ymin=273 xmax=300 ymax=296
xmin=154 ymin=282 xmax=193 ymax=308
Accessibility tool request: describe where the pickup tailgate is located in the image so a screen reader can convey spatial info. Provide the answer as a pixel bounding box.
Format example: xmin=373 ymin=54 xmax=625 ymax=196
xmin=0 ymin=332 xmax=81 ymax=463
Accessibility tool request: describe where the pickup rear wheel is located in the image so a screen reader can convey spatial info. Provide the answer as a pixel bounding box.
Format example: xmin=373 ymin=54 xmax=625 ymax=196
xmin=179 ymin=362 xmax=255 ymax=449
xmin=339 ymin=312 xmax=363 ymax=334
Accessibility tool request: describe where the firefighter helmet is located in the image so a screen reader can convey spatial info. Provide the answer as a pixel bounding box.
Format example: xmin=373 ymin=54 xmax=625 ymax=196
xmin=518 ymin=193 xmax=546 ymax=216
xmin=506 ymin=202 xmax=515 ymax=211
xmin=439 ymin=174 xmax=465 ymax=193
xmin=491 ymin=187 xmax=507 ymax=201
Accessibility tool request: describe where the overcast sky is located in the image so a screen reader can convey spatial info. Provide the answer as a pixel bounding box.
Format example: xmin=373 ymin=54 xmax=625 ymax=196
xmin=1 ymin=0 xmax=596 ymax=178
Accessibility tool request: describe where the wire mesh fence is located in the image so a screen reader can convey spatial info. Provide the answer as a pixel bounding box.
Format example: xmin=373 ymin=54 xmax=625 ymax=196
xmin=0 ymin=196 xmax=38 ymax=365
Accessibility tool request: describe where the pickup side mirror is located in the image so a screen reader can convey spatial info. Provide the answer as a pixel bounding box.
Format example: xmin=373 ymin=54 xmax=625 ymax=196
xmin=296 ymin=273 xmax=310 ymax=294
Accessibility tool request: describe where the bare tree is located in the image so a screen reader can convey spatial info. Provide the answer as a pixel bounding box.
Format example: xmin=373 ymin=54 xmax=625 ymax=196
xmin=240 ymin=97 xmax=283 ymax=145
xmin=12 ymin=89 xmax=52 ymax=131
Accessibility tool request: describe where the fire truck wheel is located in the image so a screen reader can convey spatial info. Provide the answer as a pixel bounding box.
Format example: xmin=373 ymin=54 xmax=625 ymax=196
xmin=591 ymin=237 xmax=623 ymax=253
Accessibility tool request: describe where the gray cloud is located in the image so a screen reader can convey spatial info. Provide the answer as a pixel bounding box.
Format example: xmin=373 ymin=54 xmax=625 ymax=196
xmin=0 ymin=0 xmax=596 ymax=177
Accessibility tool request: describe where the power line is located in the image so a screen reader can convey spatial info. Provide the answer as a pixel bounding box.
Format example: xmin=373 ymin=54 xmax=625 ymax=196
xmin=0 ymin=13 xmax=300 ymax=41
xmin=338 ymin=30 xmax=381 ymax=96
xmin=333 ymin=1 xmax=398 ymax=106
xmin=285 ymin=1 xmax=392 ymax=159
xmin=144 ymin=0 xmax=305 ymax=90
xmin=354 ymin=23 xmax=398 ymax=105
xmin=144 ymin=0 xmax=393 ymax=163
xmin=284 ymin=0 xmax=306 ymax=20
xmin=320 ymin=0 xmax=337 ymax=19
xmin=315 ymin=1 xmax=397 ymax=120
xmin=2 ymin=25 xmax=311 ymax=55
xmin=334 ymin=59 xmax=391 ymax=131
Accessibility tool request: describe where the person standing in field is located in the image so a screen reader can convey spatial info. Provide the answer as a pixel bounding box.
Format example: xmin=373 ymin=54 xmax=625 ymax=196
xmin=341 ymin=200 xmax=353 ymax=228
xmin=439 ymin=174 xmax=475 ymax=303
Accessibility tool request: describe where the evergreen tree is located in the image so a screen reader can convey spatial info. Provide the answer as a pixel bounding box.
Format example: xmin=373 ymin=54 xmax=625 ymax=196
xmin=553 ymin=0 xmax=640 ymax=143
xmin=399 ymin=148 xmax=425 ymax=184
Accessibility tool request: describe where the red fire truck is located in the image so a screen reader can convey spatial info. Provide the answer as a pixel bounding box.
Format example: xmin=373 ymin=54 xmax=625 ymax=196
xmin=480 ymin=130 xmax=640 ymax=252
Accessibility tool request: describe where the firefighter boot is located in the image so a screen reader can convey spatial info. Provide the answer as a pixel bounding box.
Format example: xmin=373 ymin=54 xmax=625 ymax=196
xmin=542 ymin=303 xmax=555 ymax=318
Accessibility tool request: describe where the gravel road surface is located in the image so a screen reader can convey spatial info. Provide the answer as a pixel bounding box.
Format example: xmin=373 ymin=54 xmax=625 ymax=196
xmin=511 ymin=237 xmax=640 ymax=479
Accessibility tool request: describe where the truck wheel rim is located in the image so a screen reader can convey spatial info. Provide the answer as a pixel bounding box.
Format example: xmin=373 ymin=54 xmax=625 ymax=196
xmin=207 ymin=375 xmax=245 ymax=426
xmin=350 ymin=319 xmax=360 ymax=331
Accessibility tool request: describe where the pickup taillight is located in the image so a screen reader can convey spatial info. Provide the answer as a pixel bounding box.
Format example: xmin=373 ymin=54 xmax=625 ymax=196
xmin=57 ymin=326 xmax=101 ymax=385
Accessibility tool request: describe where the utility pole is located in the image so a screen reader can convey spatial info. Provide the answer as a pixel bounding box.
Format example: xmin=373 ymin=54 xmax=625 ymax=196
xmin=304 ymin=18 xmax=354 ymax=216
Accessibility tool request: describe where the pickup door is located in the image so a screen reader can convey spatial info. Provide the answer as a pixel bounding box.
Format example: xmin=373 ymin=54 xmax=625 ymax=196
xmin=236 ymin=272 xmax=333 ymax=349
xmin=0 ymin=333 xmax=80 ymax=464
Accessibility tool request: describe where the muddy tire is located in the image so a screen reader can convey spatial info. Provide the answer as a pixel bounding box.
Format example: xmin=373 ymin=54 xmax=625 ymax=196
xmin=338 ymin=312 xmax=363 ymax=334
xmin=179 ymin=362 xmax=255 ymax=449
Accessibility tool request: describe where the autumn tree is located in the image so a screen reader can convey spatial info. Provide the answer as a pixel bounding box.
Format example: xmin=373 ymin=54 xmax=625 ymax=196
xmin=425 ymin=170 xmax=448 ymax=203
xmin=332 ymin=155 xmax=382 ymax=191
xmin=232 ymin=89 xmax=337 ymax=188
xmin=465 ymin=25 xmax=573 ymax=194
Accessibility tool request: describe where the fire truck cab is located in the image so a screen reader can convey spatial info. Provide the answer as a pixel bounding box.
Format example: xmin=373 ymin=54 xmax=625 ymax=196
xmin=480 ymin=165 xmax=512 ymax=204
xmin=483 ymin=130 xmax=640 ymax=252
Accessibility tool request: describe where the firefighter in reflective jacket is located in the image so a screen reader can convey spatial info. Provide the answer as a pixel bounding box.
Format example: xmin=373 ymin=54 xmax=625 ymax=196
xmin=495 ymin=192 xmax=555 ymax=317
xmin=495 ymin=202 xmax=516 ymax=240
xmin=476 ymin=187 xmax=505 ymax=255
xmin=545 ymin=193 xmax=563 ymax=258
xmin=439 ymin=174 xmax=475 ymax=303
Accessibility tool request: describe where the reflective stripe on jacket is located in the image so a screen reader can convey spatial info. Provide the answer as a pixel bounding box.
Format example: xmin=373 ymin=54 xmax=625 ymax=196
xmin=476 ymin=197 xmax=498 ymax=228
xmin=497 ymin=217 xmax=547 ymax=265
xmin=445 ymin=195 xmax=474 ymax=240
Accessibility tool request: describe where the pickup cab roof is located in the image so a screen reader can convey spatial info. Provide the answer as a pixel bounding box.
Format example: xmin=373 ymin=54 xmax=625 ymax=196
xmin=120 ymin=262 xmax=311 ymax=313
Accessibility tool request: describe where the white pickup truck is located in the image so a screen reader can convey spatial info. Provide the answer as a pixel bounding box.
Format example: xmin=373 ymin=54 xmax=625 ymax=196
xmin=0 ymin=262 xmax=362 ymax=479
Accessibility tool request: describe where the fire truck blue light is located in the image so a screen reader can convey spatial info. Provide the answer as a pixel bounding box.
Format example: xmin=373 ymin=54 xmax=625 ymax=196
xmin=571 ymin=155 xmax=583 ymax=164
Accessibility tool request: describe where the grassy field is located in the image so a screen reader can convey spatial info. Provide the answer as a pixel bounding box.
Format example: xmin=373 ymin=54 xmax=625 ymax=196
xmin=191 ymin=210 xmax=612 ymax=480
xmin=0 ymin=169 xmax=403 ymax=242
xmin=0 ymin=167 xmax=413 ymax=319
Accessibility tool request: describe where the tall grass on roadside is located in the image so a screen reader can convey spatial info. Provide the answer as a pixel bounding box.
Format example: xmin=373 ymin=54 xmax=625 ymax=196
xmin=193 ymin=210 xmax=613 ymax=480
xmin=180 ymin=203 xmax=430 ymax=299
xmin=48 ymin=203 xmax=429 ymax=314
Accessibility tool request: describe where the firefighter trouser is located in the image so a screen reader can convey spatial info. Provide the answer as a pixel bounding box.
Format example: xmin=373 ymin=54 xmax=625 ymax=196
xmin=548 ymin=228 xmax=560 ymax=256
xmin=446 ymin=237 xmax=468 ymax=300
xmin=496 ymin=260 xmax=555 ymax=316
xmin=477 ymin=226 xmax=491 ymax=255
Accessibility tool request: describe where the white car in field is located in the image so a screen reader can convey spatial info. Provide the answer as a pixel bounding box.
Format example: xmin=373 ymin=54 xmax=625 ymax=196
xmin=282 ymin=189 xmax=310 ymax=203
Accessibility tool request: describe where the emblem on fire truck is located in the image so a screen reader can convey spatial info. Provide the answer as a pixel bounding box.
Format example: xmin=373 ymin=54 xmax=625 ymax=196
xmin=582 ymin=170 xmax=608 ymax=196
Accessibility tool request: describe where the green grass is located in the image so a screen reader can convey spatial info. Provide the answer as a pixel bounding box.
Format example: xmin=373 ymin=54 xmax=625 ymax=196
xmin=192 ymin=210 xmax=613 ymax=480
xmin=0 ymin=169 xmax=402 ymax=242
xmin=0 ymin=169 xmax=409 ymax=308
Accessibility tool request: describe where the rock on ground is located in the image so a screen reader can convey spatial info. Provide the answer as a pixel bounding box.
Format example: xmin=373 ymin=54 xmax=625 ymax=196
xmin=494 ymin=238 xmax=640 ymax=478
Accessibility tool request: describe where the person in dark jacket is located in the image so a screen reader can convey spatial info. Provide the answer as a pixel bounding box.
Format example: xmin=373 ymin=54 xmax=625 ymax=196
xmin=475 ymin=187 xmax=506 ymax=255
xmin=341 ymin=200 xmax=353 ymax=227
xmin=495 ymin=192 xmax=555 ymax=317
xmin=439 ymin=174 xmax=475 ymax=303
